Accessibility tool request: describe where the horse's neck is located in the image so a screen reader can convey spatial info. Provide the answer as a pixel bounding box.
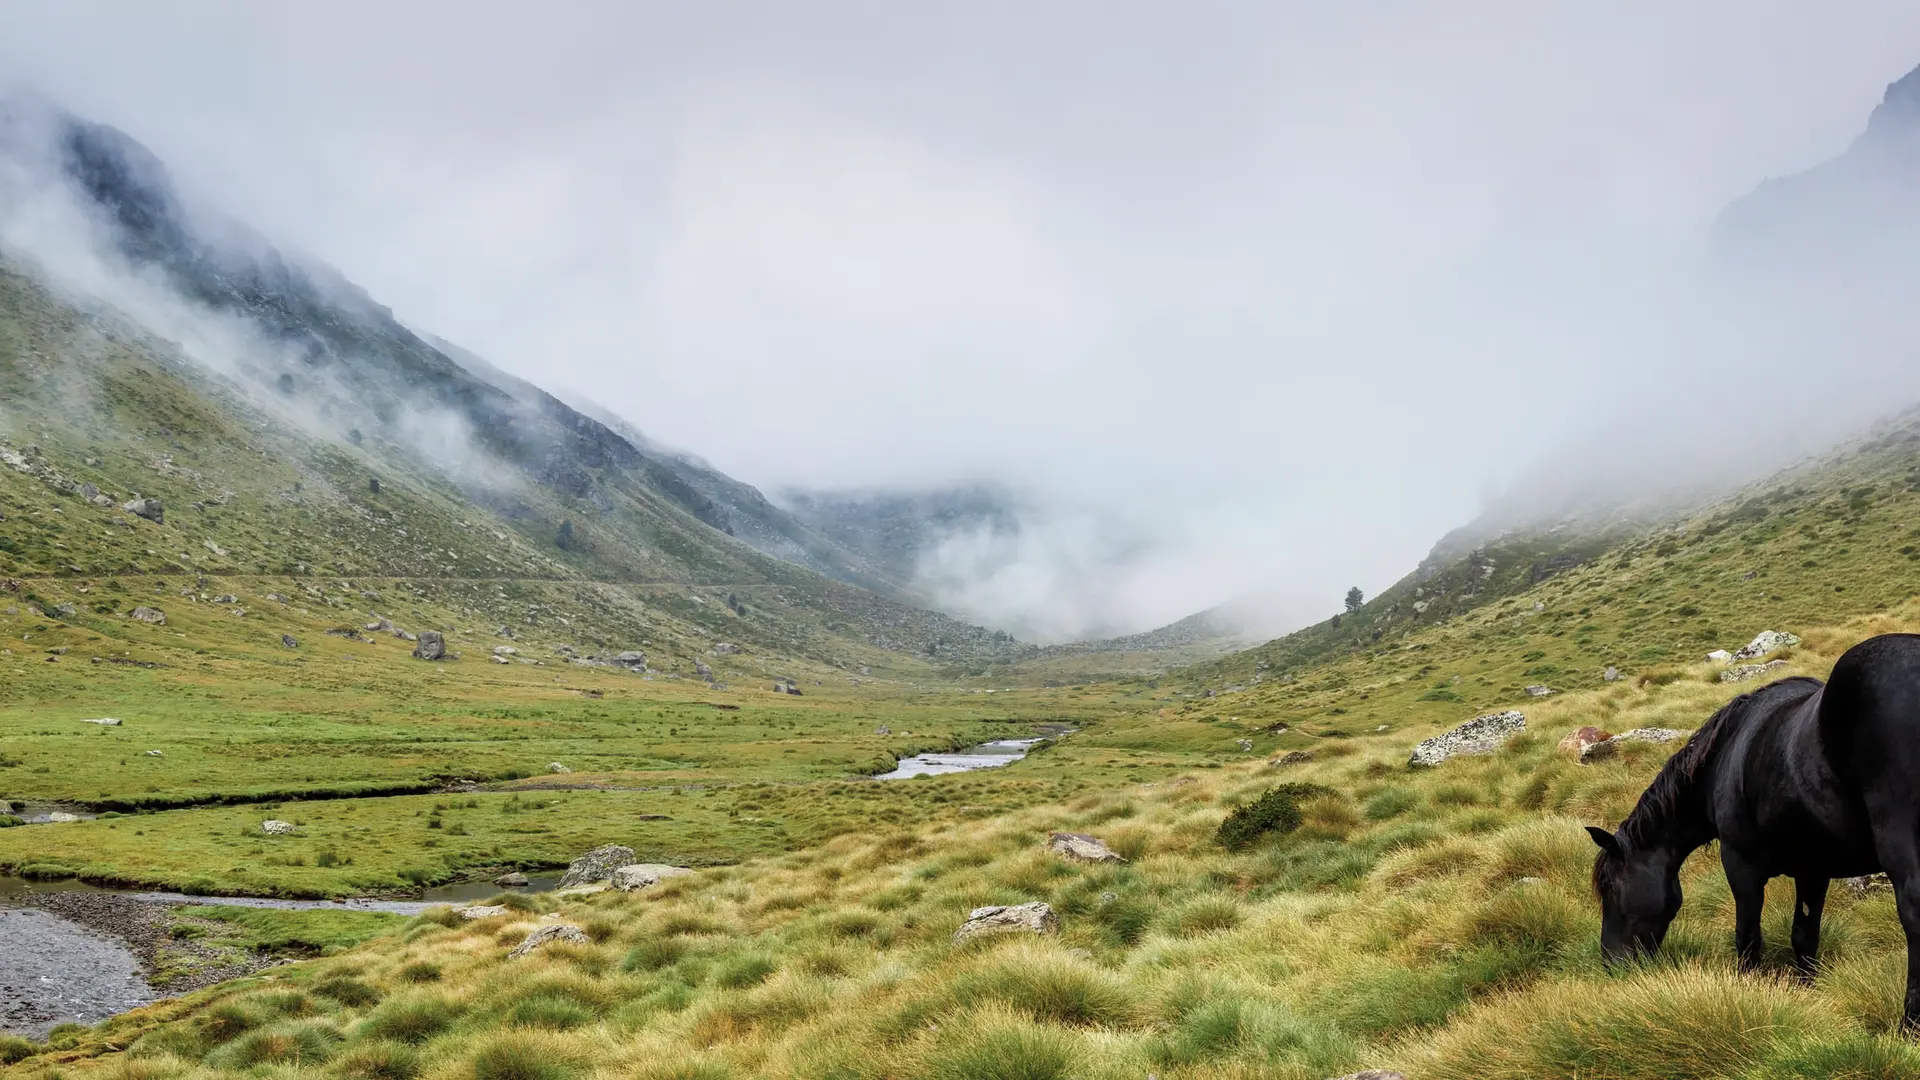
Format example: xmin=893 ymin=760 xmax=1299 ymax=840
xmin=1627 ymin=760 xmax=1720 ymax=855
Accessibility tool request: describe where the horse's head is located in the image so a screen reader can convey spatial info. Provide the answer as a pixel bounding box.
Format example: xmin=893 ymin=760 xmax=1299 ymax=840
xmin=1587 ymin=825 xmax=1682 ymax=963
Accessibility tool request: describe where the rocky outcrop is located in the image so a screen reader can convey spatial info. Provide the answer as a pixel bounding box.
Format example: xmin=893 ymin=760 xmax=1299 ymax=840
xmin=1557 ymin=726 xmax=1612 ymax=754
xmin=1603 ymin=666 xmax=1622 ymax=682
xmin=694 ymin=659 xmax=713 ymax=680
xmin=1409 ymin=711 xmax=1525 ymax=766
xmin=1524 ymin=684 xmax=1554 ymax=697
xmin=412 ymin=630 xmax=446 ymax=661
xmin=1269 ymin=750 xmax=1316 ymax=766
xmin=260 ymin=820 xmax=296 ymax=835
xmin=713 ymin=643 xmax=742 ymax=656
xmin=1733 ymin=631 xmax=1799 ymax=661
xmin=1707 ymin=649 xmax=1734 ymax=663
xmin=280 ymin=634 xmax=298 ymax=649
xmin=1580 ymin=728 xmax=1689 ymax=763
xmin=1721 ymin=659 xmax=1788 ymax=683
xmin=128 ymin=606 xmax=166 ymax=625
xmin=121 ymin=497 xmax=163 ymax=523
xmin=616 ymin=651 xmax=646 ymax=671
xmin=953 ymin=902 xmax=1058 ymax=945
xmin=1048 ymin=832 xmax=1125 ymax=864
xmin=612 ymin=864 xmax=693 ymax=891
xmin=557 ymin=844 xmax=635 ymax=888
xmin=508 ymin=923 xmax=589 ymax=958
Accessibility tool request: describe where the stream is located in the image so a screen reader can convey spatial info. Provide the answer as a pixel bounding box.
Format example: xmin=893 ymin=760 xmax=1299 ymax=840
xmin=0 ymin=873 xmax=558 ymax=1038
xmin=875 ymin=737 xmax=1049 ymax=778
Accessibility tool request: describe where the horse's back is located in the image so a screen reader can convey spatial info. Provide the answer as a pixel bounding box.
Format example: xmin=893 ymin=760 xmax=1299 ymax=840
xmin=1821 ymin=633 xmax=1920 ymax=796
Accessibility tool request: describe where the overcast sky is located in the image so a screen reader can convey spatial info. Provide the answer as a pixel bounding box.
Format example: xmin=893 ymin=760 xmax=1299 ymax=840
xmin=6 ymin=4 xmax=1920 ymax=639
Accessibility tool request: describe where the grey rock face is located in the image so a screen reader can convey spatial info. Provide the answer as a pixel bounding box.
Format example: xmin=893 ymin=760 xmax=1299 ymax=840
xmin=128 ymin=606 xmax=166 ymax=625
xmin=953 ymin=901 xmax=1058 ymax=944
xmin=616 ymin=651 xmax=646 ymax=671
xmin=1721 ymin=659 xmax=1788 ymax=683
xmin=1048 ymin=832 xmax=1125 ymax=864
xmin=121 ymin=497 xmax=163 ymax=523
xmin=612 ymin=864 xmax=694 ymax=891
xmin=261 ymin=820 xmax=296 ymax=835
xmin=508 ymin=923 xmax=589 ymax=958
xmin=1409 ymin=711 xmax=1526 ymax=766
xmin=712 ymin=642 xmax=741 ymax=656
xmin=412 ymin=630 xmax=446 ymax=661
xmin=694 ymin=659 xmax=713 ymax=680
xmin=557 ymin=844 xmax=636 ymax=888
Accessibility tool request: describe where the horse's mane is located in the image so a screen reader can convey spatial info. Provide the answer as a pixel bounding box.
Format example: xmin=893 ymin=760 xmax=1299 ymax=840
xmin=1613 ymin=676 xmax=1823 ymax=853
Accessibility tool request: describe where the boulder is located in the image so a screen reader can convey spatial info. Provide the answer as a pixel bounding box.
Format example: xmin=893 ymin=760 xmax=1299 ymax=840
xmin=694 ymin=659 xmax=713 ymax=680
xmin=1556 ymin=726 xmax=1612 ymax=754
xmin=1048 ymin=832 xmax=1125 ymax=864
xmin=493 ymin=645 xmax=518 ymax=657
xmin=612 ymin=863 xmax=694 ymax=891
xmin=281 ymin=634 xmax=299 ymax=649
xmin=80 ymin=717 xmax=122 ymax=726
xmin=1525 ymin=684 xmax=1555 ymax=697
xmin=1236 ymin=738 xmax=1254 ymax=752
xmin=1733 ymin=631 xmax=1800 ymax=661
xmin=121 ymin=497 xmax=163 ymax=523
xmin=953 ymin=901 xmax=1059 ymax=945
xmin=1409 ymin=710 xmax=1526 ymax=766
xmin=492 ymin=655 xmax=510 ymax=665
xmin=412 ymin=630 xmax=446 ymax=661
xmin=557 ymin=844 xmax=636 ymax=888
xmin=616 ymin=651 xmax=647 ymax=671
xmin=394 ymin=629 xmax=417 ymax=641
xmin=1270 ymin=750 xmax=1316 ymax=766
xmin=874 ymin=725 xmax=891 ymax=736
xmin=366 ymin=618 xmax=394 ymax=632
xmin=1707 ymin=649 xmax=1734 ymax=663
xmin=508 ymin=923 xmax=589 ymax=958
xmin=1721 ymin=659 xmax=1788 ymax=684
xmin=261 ymin=820 xmax=296 ymax=835
xmin=455 ymin=905 xmax=508 ymax=920
xmin=494 ymin=871 xmax=531 ymax=887
xmin=712 ymin=642 xmax=742 ymax=656
xmin=548 ymin=762 xmax=572 ymax=774
xmin=1603 ymin=666 xmax=1622 ymax=682
xmin=129 ymin=606 xmax=166 ymax=625
xmin=46 ymin=811 xmax=82 ymax=823
xmin=1580 ymin=728 xmax=1689 ymax=763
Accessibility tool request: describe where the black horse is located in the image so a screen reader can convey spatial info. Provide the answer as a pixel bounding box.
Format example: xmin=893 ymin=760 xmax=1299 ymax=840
xmin=1588 ymin=633 xmax=1920 ymax=1027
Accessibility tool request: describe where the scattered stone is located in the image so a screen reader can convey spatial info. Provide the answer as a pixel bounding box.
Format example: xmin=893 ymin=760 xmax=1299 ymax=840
xmin=786 ymin=685 xmax=804 ymax=696
xmin=1236 ymin=738 xmax=1254 ymax=752
xmin=267 ymin=593 xmax=287 ymax=604
xmin=128 ymin=606 xmax=166 ymax=625
xmin=145 ymin=749 xmax=163 ymax=756
xmin=394 ymin=629 xmax=417 ymax=641
xmin=1733 ymin=631 xmax=1800 ymax=661
xmin=1525 ymin=684 xmax=1555 ymax=697
xmin=1707 ymin=649 xmax=1734 ymax=663
xmin=366 ymin=618 xmax=394 ymax=632
xmin=121 ymin=497 xmax=163 ymax=524
xmin=213 ymin=594 xmax=238 ymax=605
xmin=1270 ymin=750 xmax=1316 ymax=766
xmin=79 ymin=717 xmax=122 ymax=726
xmin=455 ymin=905 xmax=508 ymax=920
xmin=548 ymin=762 xmax=572 ymax=774
xmin=612 ymin=864 xmax=694 ymax=891
xmin=875 ymin=725 xmax=891 ymax=735
xmin=45 ymin=811 xmax=81 ymax=823
xmin=493 ymin=645 xmax=518 ymax=657
xmin=1843 ymin=873 xmax=1892 ymax=896
xmin=46 ymin=602 xmax=76 ymax=619
xmin=1580 ymin=728 xmax=1689 ymax=763
xmin=1556 ymin=726 xmax=1612 ymax=754
xmin=495 ymin=872 xmax=531 ymax=887
xmin=1603 ymin=666 xmax=1622 ymax=682
xmin=412 ymin=630 xmax=446 ymax=661
xmin=712 ymin=642 xmax=742 ymax=656
xmin=1328 ymin=1071 xmax=1407 ymax=1080
xmin=260 ymin=820 xmax=296 ymax=835
xmin=1409 ymin=710 xmax=1526 ymax=767
xmin=508 ymin=923 xmax=589 ymax=958
xmin=1048 ymin=832 xmax=1125 ymax=864
xmin=557 ymin=844 xmax=636 ymax=888
xmin=1722 ymin=659 xmax=1789 ymax=684
xmin=694 ymin=659 xmax=713 ymax=680
xmin=952 ymin=901 xmax=1058 ymax=945
xmin=492 ymin=655 xmax=510 ymax=665
xmin=281 ymin=634 xmax=298 ymax=649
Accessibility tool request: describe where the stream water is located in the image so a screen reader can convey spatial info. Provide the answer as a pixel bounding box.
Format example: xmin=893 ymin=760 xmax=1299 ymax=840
xmin=875 ymin=737 xmax=1048 ymax=778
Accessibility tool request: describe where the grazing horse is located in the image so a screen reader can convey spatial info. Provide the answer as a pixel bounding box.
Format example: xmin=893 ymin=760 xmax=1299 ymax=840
xmin=1587 ymin=633 xmax=1920 ymax=1028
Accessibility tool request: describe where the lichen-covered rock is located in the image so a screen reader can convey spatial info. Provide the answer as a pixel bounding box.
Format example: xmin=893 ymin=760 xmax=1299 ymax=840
xmin=616 ymin=651 xmax=647 ymax=671
xmin=612 ymin=863 xmax=694 ymax=891
xmin=1843 ymin=873 xmax=1892 ymax=895
xmin=1603 ymin=666 xmax=1622 ymax=682
xmin=1409 ymin=711 xmax=1526 ymax=766
xmin=281 ymin=634 xmax=298 ymax=649
xmin=412 ymin=630 xmax=446 ymax=661
xmin=129 ymin=606 xmax=166 ymax=625
xmin=1525 ymin=684 xmax=1555 ymax=697
xmin=45 ymin=811 xmax=81 ymax=823
xmin=1269 ymin=750 xmax=1316 ymax=767
xmin=953 ymin=901 xmax=1058 ymax=944
xmin=1721 ymin=659 xmax=1788 ymax=683
xmin=1580 ymin=727 xmax=1689 ymax=763
xmin=1048 ymin=832 xmax=1125 ymax=864
xmin=548 ymin=761 xmax=571 ymax=774
xmin=1733 ymin=631 xmax=1800 ymax=661
xmin=455 ymin=905 xmax=508 ymax=920
xmin=508 ymin=923 xmax=588 ymax=958
xmin=557 ymin=844 xmax=636 ymax=888
xmin=1556 ymin=726 xmax=1611 ymax=754
xmin=261 ymin=820 xmax=296 ymax=835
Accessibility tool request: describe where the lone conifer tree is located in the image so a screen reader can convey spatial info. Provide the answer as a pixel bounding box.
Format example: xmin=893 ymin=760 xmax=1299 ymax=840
xmin=1344 ymin=586 xmax=1364 ymax=613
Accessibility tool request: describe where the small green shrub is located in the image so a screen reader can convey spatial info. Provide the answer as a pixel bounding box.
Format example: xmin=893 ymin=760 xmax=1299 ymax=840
xmin=1216 ymin=785 xmax=1329 ymax=851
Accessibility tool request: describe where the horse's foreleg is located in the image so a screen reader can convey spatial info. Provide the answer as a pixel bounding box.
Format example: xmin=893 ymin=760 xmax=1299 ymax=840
xmin=1722 ymin=845 xmax=1767 ymax=971
xmin=1869 ymin=837 xmax=1920 ymax=1032
xmin=1790 ymin=876 xmax=1829 ymax=980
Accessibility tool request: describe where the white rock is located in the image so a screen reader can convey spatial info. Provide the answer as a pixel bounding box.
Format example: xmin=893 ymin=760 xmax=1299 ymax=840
xmin=455 ymin=904 xmax=509 ymax=920
xmin=611 ymin=863 xmax=694 ymax=891
xmin=1580 ymin=728 xmax=1689 ymax=763
xmin=145 ymin=749 xmax=163 ymax=756
xmin=1409 ymin=711 xmax=1526 ymax=767
xmin=1721 ymin=659 xmax=1788 ymax=684
xmin=1733 ymin=631 xmax=1800 ymax=661
xmin=45 ymin=811 xmax=82 ymax=823
xmin=548 ymin=761 xmax=572 ymax=774
xmin=953 ymin=901 xmax=1059 ymax=944
xmin=1525 ymin=685 xmax=1555 ymax=697
xmin=1707 ymin=650 xmax=1734 ymax=663
xmin=260 ymin=819 xmax=296 ymax=835
xmin=79 ymin=717 xmax=122 ymax=726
